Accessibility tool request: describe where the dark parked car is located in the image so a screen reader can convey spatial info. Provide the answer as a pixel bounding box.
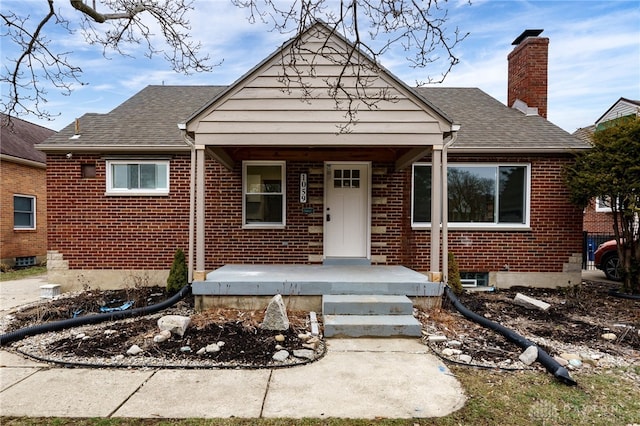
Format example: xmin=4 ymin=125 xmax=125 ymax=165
xmin=594 ymin=239 xmax=622 ymax=281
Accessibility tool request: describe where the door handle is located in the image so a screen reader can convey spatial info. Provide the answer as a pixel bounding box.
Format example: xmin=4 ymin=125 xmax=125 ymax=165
xmin=326 ymin=214 xmax=331 ymax=222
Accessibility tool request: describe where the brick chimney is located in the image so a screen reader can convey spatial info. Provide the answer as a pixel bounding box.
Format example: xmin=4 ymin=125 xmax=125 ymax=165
xmin=508 ymin=29 xmax=548 ymax=118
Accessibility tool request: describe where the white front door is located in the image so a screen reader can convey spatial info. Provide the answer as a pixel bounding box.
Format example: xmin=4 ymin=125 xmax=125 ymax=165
xmin=324 ymin=162 xmax=370 ymax=259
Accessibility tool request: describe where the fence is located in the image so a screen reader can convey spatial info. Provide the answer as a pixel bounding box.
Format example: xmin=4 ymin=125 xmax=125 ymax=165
xmin=582 ymin=231 xmax=615 ymax=270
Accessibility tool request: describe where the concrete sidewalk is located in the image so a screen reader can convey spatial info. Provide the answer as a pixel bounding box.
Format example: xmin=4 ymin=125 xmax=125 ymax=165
xmin=0 ymin=275 xmax=49 ymax=314
xmin=0 ymin=338 xmax=465 ymax=419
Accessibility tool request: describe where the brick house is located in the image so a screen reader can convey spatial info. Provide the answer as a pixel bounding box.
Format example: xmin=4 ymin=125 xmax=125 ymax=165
xmin=573 ymin=97 xmax=640 ymax=264
xmin=37 ymin=25 xmax=589 ymax=299
xmin=1 ymin=114 xmax=54 ymax=269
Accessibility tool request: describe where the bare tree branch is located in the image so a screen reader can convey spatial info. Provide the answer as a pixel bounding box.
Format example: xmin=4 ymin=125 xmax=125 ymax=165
xmin=2 ymin=0 xmax=467 ymax=126
xmin=236 ymin=0 xmax=469 ymax=131
xmin=1 ymin=0 xmax=213 ymax=121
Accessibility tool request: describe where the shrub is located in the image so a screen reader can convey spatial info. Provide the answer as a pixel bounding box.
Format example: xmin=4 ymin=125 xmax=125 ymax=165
xmin=448 ymin=252 xmax=463 ymax=295
xmin=166 ymin=248 xmax=188 ymax=293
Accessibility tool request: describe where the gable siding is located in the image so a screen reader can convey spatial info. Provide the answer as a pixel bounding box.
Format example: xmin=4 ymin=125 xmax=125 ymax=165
xmin=597 ymin=100 xmax=640 ymax=125
xmin=192 ymin=28 xmax=446 ymax=146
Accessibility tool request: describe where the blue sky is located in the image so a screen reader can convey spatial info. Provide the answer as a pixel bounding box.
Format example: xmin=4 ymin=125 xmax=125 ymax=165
xmin=2 ymin=0 xmax=639 ymax=133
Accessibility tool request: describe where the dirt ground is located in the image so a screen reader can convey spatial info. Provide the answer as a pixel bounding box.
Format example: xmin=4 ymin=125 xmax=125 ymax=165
xmin=421 ymin=280 xmax=639 ymax=368
xmin=2 ymin=280 xmax=638 ymax=368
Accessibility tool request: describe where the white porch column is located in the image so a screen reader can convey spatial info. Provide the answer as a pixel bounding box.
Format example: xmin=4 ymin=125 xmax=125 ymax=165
xmin=430 ymin=145 xmax=443 ymax=282
xmin=194 ymin=145 xmax=207 ymax=280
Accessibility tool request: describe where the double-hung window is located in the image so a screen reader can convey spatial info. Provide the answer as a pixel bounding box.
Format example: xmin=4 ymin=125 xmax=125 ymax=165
xmin=106 ymin=160 xmax=169 ymax=195
xmin=243 ymin=161 xmax=286 ymax=228
xmin=14 ymin=195 xmax=36 ymax=230
xmin=412 ymin=163 xmax=530 ymax=228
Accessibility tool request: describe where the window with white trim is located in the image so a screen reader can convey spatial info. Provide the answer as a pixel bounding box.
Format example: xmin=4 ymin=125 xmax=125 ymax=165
xmin=243 ymin=161 xmax=286 ymax=227
xmin=14 ymin=195 xmax=35 ymax=229
xmin=106 ymin=160 xmax=169 ymax=195
xmin=595 ymin=196 xmax=612 ymax=212
xmin=412 ymin=163 xmax=530 ymax=228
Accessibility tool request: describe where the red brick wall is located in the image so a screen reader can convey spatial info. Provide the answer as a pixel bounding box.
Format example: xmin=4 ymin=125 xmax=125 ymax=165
xmin=508 ymin=36 xmax=549 ymax=118
xmin=403 ymin=155 xmax=583 ymax=273
xmin=583 ymin=199 xmax=616 ymax=234
xmin=48 ymin=154 xmax=582 ymax=275
xmin=46 ymin=153 xmax=191 ymax=269
xmin=0 ymin=160 xmax=47 ymax=263
xmin=204 ymin=161 xmax=323 ymax=269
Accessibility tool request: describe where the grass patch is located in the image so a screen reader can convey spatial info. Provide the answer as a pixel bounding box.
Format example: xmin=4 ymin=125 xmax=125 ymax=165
xmin=2 ymin=367 xmax=638 ymax=425
xmin=0 ymin=265 xmax=47 ymax=282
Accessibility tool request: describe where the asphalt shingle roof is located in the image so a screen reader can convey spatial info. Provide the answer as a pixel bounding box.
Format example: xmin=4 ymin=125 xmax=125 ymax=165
xmin=1 ymin=114 xmax=54 ymax=163
xmin=39 ymin=85 xmax=589 ymax=152
xmin=40 ymin=86 xmax=226 ymax=148
xmin=415 ymin=87 xmax=588 ymax=151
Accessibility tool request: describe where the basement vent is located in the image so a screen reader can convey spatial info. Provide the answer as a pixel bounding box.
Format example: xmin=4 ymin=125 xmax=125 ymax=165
xmin=15 ymin=256 xmax=36 ymax=268
xmin=461 ymin=279 xmax=478 ymax=288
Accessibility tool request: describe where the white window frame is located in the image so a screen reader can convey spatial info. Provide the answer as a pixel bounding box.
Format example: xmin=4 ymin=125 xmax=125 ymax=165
xmin=412 ymin=162 xmax=531 ymax=230
xmin=13 ymin=194 xmax=36 ymax=230
xmin=106 ymin=160 xmax=170 ymax=196
xmin=595 ymin=196 xmax=613 ymax=212
xmin=242 ymin=160 xmax=286 ymax=229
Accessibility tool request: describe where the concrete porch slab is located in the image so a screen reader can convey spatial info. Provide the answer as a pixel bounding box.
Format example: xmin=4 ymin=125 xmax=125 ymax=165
xmin=193 ymin=265 xmax=443 ymax=297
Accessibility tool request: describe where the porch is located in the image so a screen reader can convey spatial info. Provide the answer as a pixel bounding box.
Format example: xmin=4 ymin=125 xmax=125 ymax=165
xmin=192 ymin=264 xmax=442 ymax=297
xmin=192 ymin=265 xmax=443 ymax=337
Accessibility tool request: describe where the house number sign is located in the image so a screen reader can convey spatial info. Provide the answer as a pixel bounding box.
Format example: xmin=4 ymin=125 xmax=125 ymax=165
xmin=300 ymin=173 xmax=308 ymax=203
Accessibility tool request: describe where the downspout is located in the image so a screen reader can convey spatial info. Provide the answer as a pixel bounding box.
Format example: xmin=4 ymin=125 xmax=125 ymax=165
xmin=441 ymin=125 xmax=460 ymax=283
xmin=179 ymin=123 xmax=195 ymax=283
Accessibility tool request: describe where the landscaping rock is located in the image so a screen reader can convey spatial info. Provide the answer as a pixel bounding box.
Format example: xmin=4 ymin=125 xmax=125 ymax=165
xmin=513 ymin=293 xmax=551 ymax=311
xmin=157 ymin=315 xmax=191 ymax=337
xmin=293 ymin=349 xmax=315 ymax=360
xmin=428 ymin=335 xmax=447 ymax=343
xmin=153 ymin=329 xmax=172 ymax=343
xmin=272 ymin=349 xmax=289 ymax=362
xmin=553 ymin=356 xmax=568 ymax=367
xmin=518 ymin=345 xmax=538 ymax=366
xmin=601 ymin=332 xmax=617 ymax=341
xmin=459 ymin=354 xmax=472 ymax=364
xmin=559 ymin=352 xmax=580 ymax=361
xmin=205 ymin=343 xmax=220 ymax=353
xmin=275 ymin=334 xmax=285 ymax=342
xmin=126 ymin=344 xmax=143 ymax=355
xmin=262 ymin=294 xmax=290 ymax=331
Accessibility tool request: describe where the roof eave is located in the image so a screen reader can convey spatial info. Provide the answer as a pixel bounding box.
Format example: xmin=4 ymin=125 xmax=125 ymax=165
xmin=36 ymin=144 xmax=191 ymax=153
xmin=0 ymin=153 xmax=46 ymax=168
xmin=449 ymin=147 xmax=591 ymax=154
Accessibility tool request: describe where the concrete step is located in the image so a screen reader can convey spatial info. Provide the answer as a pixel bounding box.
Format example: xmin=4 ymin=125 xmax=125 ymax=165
xmin=322 ymin=294 xmax=414 ymax=315
xmin=323 ymin=314 xmax=422 ymax=337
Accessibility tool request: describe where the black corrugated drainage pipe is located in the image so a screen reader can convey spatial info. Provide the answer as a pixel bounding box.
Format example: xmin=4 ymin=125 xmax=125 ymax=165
xmin=0 ymin=285 xmax=192 ymax=346
xmin=444 ymin=286 xmax=577 ymax=386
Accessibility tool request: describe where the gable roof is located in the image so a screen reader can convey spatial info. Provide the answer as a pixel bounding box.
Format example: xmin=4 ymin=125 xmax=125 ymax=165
xmin=595 ymin=97 xmax=640 ymax=126
xmin=38 ymin=86 xmax=226 ymax=152
xmin=416 ymin=88 xmax=588 ymax=152
xmin=1 ymin=114 xmax=53 ymax=163
xmin=184 ymin=22 xmax=453 ymax=147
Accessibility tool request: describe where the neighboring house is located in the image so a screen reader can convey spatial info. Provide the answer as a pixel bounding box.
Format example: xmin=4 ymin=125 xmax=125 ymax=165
xmin=37 ymin=24 xmax=589 ymax=297
xmin=573 ymin=97 xmax=640 ymax=261
xmin=1 ymin=114 xmax=54 ymax=269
